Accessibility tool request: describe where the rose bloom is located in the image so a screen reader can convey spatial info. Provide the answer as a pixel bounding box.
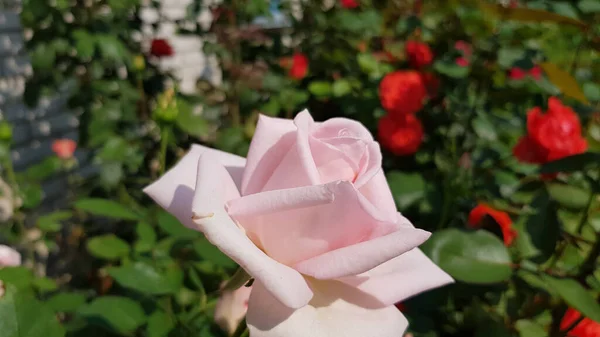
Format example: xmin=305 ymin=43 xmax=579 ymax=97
xmin=529 ymin=65 xmax=542 ymax=80
xmin=561 ymin=308 xmax=600 ymax=337
xmin=145 ymin=110 xmax=453 ymax=337
xmin=455 ymin=57 xmax=469 ymax=67
xmin=0 ymin=245 xmax=21 ymax=267
xmin=405 ymin=41 xmax=433 ymax=69
xmin=468 ymin=204 xmax=517 ymax=246
xmin=340 ymin=0 xmax=359 ymax=8
xmin=379 ymin=71 xmax=427 ymax=116
xmin=509 ymin=67 xmax=526 ymax=80
xmin=378 ymin=114 xmax=424 ymax=156
xmin=150 ymin=39 xmax=174 ymax=57
xmin=454 ymin=40 xmax=472 ymax=57
xmin=215 ymin=284 xmax=252 ymax=335
xmin=52 ymin=139 xmax=77 ymax=160
xmin=281 ymin=53 xmax=309 ymax=80
xmin=513 ymin=97 xmax=587 ymax=164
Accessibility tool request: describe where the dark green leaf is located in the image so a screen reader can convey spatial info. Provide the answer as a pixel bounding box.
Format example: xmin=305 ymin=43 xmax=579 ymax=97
xmin=87 ymin=235 xmax=130 ymax=260
xmin=0 ymin=285 xmax=65 ymax=337
xmin=75 ymin=198 xmax=140 ymax=220
xmin=78 ymin=296 xmax=146 ymax=334
xmin=46 ymin=293 xmax=87 ymax=313
xmin=134 ymin=222 xmax=157 ymax=253
xmin=421 ymin=229 xmax=512 ymax=284
xmin=539 ymin=152 xmax=600 ymax=174
xmin=546 ymin=183 xmax=591 ymax=210
xmin=387 ymin=171 xmax=427 ymax=210
xmin=37 ymin=211 xmax=72 ymax=232
xmin=147 ymin=311 xmax=174 ymax=337
xmin=543 ymin=276 xmax=600 ymax=322
xmin=108 ymin=262 xmax=183 ymax=295
xmin=0 ymin=267 xmax=34 ymax=289
xmin=434 ymin=60 xmax=469 ymax=78
xmin=525 ymin=192 xmax=561 ymax=262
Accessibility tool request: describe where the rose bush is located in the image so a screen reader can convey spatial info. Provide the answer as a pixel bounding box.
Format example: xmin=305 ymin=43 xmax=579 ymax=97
xmin=145 ymin=111 xmax=452 ymax=336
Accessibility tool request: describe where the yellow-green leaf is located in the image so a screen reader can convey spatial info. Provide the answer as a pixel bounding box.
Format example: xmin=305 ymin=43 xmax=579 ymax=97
xmin=480 ymin=3 xmax=588 ymax=29
xmin=540 ymin=62 xmax=590 ymax=104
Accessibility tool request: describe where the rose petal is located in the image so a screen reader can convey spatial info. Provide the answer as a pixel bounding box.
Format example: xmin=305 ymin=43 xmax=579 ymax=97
xmin=227 ymin=181 xmax=410 ymax=266
xmin=357 ymin=157 xmax=397 ymax=221
xmin=241 ymin=114 xmax=298 ymax=195
xmin=337 ymin=248 xmax=454 ymax=306
xmin=247 ymin=279 xmax=408 ymax=337
xmin=191 ymin=154 xmax=312 ymax=309
xmin=143 ymin=145 xmax=245 ymax=228
xmin=293 ymin=222 xmax=431 ymax=280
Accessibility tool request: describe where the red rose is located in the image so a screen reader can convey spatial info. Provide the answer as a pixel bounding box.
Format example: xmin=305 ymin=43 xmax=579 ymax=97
xmin=340 ymin=0 xmax=359 ymax=8
xmin=379 ymin=71 xmax=427 ymax=116
xmin=455 ymin=57 xmax=469 ymax=67
xmin=282 ymin=53 xmax=308 ymax=80
xmin=514 ymin=97 xmax=587 ymax=164
xmin=150 ymin=39 xmax=174 ymax=57
xmin=454 ymin=40 xmax=472 ymax=57
xmin=405 ymin=41 xmax=434 ymax=69
xmin=529 ymin=65 xmax=543 ymax=80
xmin=509 ymin=67 xmax=526 ymax=80
xmin=378 ymin=114 xmax=424 ymax=156
xmin=468 ymin=204 xmax=517 ymax=246
xmin=560 ymin=309 xmax=600 ymax=337
xmin=52 ymin=139 xmax=77 ymax=160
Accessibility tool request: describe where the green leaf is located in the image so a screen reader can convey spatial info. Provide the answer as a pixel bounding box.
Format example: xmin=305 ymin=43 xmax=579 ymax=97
xmin=546 ymin=183 xmax=591 ymax=210
xmin=32 ymin=277 xmax=58 ymax=293
xmin=75 ymin=198 xmax=141 ymax=220
xmin=78 ymin=296 xmax=146 ymax=334
xmin=37 ymin=211 xmax=72 ymax=232
xmin=579 ymin=0 xmax=600 ymax=13
xmin=357 ymin=53 xmax=393 ymax=79
xmin=0 ymin=267 xmax=34 ymax=289
xmin=540 ymin=62 xmax=590 ymax=104
xmin=259 ymin=99 xmax=280 ymax=116
xmin=515 ymin=319 xmax=547 ymax=337
xmin=0 ymin=285 xmax=65 ymax=337
xmin=72 ymin=30 xmax=95 ymax=59
xmin=472 ymin=115 xmax=498 ymax=141
xmin=134 ymin=222 xmax=157 ymax=253
xmin=87 ymin=235 xmax=130 ymax=260
xmin=421 ymin=229 xmax=512 ymax=284
xmin=147 ymin=311 xmax=174 ymax=337
xmin=525 ymin=192 xmax=561 ymax=261
xmin=194 ymin=239 xmax=236 ymax=268
xmin=332 ymin=79 xmax=352 ymax=97
xmin=108 ymin=262 xmax=183 ymax=295
xmin=480 ymin=3 xmax=588 ymax=29
xmin=96 ymin=34 xmax=126 ymax=61
xmin=543 ymin=276 xmax=600 ymax=322
xmin=387 ymin=171 xmax=427 ymax=210
xmin=584 ymin=82 xmax=600 ymax=101
xmin=434 ymin=60 xmax=469 ymax=78
xmin=308 ymin=81 xmax=332 ymax=97
xmin=539 ymin=152 xmax=600 ymax=174
xmin=175 ymin=100 xmax=209 ymax=138
xmin=31 ymin=44 xmax=56 ymax=71
xmin=46 ymin=293 xmax=87 ymax=313
xmin=157 ymin=211 xmax=200 ymax=239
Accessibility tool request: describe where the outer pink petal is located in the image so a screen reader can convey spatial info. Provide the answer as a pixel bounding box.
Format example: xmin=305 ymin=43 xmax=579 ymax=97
xmin=247 ymin=280 xmax=408 ymax=337
xmin=143 ymin=144 xmax=245 ymax=228
xmin=337 ymin=248 xmax=454 ymax=306
xmin=241 ymin=114 xmax=298 ymax=195
xmin=358 ymin=169 xmax=398 ymax=222
xmin=293 ymin=226 xmax=430 ymax=280
xmin=227 ymin=181 xmax=420 ymax=266
xmin=191 ymin=154 xmax=312 ymax=309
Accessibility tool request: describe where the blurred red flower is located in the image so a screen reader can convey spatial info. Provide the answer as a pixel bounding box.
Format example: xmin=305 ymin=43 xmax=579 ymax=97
xmin=52 ymin=139 xmax=77 ymax=160
xmin=281 ymin=53 xmax=309 ymax=80
xmin=378 ymin=114 xmax=423 ymax=156
xmin=150 ymin=39 xmax=174 ymax=57
xmin=529 ymin=65 xmax=543 ymax=80
xmin=405 ymin=41 xmax=434 ymax=69
xmin=509 ymin=67 xmax=526 ymax=80
xmin=560 ymin=308 xmax=600 ymax=337
xmin=454 ymin=40 xmax=472 ymax=56
xmin=514 ymin=97 xmax=587 ymax=164
xmin=455 ymin=57 xmax=469 ymax=67
xmin=379 ymin=71 xmax=427 ymax=116
xmin=468 ymin=204 xmax=517 ymax=246
xmin=340 ymin=0 xmax=359 ymax=8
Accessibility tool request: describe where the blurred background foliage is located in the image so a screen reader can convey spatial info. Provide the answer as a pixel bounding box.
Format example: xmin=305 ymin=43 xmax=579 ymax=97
xmin=0 ymin=0 xmax=599 ymax=337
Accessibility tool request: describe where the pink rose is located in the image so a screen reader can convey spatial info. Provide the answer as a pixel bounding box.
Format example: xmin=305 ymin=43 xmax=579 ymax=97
xmin=144 ymin=110 xmax=452 ymax=337
xmin=0 ymin=245 xmax=21 ymax=267
xmin=215 ymin=284 xmax=252 ymax=334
